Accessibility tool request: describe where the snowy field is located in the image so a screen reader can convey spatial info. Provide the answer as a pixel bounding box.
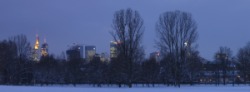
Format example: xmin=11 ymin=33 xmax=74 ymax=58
xmin=1 ymin=85 xmax=250 ymax=92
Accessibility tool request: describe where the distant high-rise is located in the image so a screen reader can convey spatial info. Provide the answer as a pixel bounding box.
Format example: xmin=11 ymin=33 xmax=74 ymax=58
xmin=110 ymin=41 xmax=118 ymax=59
xmin=41 ymin=38 xmax=48 ymax=57
xmin=79 ymin=45 xmax=84 ymax=59
xmin=85 ymin=45 xmax=96 ymax=61
xmin=66 ymin=44 xmax=84 ymax=61
xmin=100 ymin=52 xmax=109 ymax=62
xmin=150 ymin=51 xmax=160 ymax=61
xmin=33 ymin=34 xmax=40 ymax=62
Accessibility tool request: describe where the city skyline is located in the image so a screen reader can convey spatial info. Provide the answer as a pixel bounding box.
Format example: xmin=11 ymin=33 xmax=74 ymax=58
xmin=1 ymin=0 xmax=250 ymax=60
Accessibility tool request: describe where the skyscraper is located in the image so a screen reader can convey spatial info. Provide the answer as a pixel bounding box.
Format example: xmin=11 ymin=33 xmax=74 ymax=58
xmin=79 ymin=45 xmax=84 ymax=59
xmin=41 ymin=38 xmax=48 ymax=57
xmin=110 ymin=41 xmax=118 ymax=59
xmin=150 ymin=51 xmax=160 ymax=62
xmin=85 ymin=45 xmax=96 ymax=62
xmin=100 ymin=52 xmax=109 ymax=62
xmin=33 ymin=34 xmax=40 ymax=62
xmin=66 ymin=44 xmax=84 ymax=61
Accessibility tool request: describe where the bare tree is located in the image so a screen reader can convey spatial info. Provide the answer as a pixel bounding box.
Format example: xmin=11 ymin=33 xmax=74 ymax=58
xmin=214 ymin=47 xmax=232 ymax=85
xmin=237 ymin=42 xmax=250 ymax=84
xmin=0 ymin=40 xmax=17 ymax=84
xmin=141 ymin=57 xmax=160 ymax=87
xmin=0 ymin=35 xmax=32 ymax=84
xmin=10 ymin=34 xmax=32 ymax=61
xmin=155 ymin=10 xmax=198 ymax=87
xmin=110 ymin=8 xmax=144 ymax=87
xmin=186 ymin=50 xmax=203 ymax=85
xmin=9 ymin=34 xmax=33 ymax=84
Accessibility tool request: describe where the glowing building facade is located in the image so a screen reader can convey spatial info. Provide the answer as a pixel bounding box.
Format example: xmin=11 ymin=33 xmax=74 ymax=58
xmin=41 ymin=38 xmax=48 ymax=57
xmin=110 ymin=41 xmax=118 ymax=59
xmin=85 ymin=46 xmax=96 ymax=62
xmin=33 ymin=34 xmax=40 ymax=62
xmin=100 ymin=52 xmax=109 ymax=62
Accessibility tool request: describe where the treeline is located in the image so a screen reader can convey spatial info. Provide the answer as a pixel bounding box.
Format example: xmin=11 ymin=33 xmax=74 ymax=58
xmin=0 ymin=9 xmax=250 ymax=87
xmin=0 ymin=36 xmax=249 ymax=87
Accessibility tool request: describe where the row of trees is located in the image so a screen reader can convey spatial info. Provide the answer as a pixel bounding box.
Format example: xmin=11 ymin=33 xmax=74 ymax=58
xmin=0 ymin=35 xmax=33 ymax=84
xmin=110 ymin=9 xmax=202 ymax=87
xmin=0 ymin=8 xmax=250 ymax=87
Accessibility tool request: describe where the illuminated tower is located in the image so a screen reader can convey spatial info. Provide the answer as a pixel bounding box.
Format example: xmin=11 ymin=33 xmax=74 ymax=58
xmin=33 ymin=34 xmax=40 ymax=62
xmin=110 ymin=41 xmax=118 ymax=59
xmin=85 ymin=45 xmax=96 ymax=62
xmin=41 ymin=38 xmax=48 ymax=57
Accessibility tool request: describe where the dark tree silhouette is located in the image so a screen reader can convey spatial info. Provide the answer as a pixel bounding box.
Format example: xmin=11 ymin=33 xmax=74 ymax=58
xmin=141 ymin=57 xmax=160 ymax=87
xmin=185 ymin=50 xmax=203 ymax=85
xmin=86 ymin=56 xmax=108 ymax=87
xmin=156 ymin=10 xmax=198 ymax=87
xmin=0 ymin=35 xmax=33 ymax=84
xmin=0 ymin=40 xmax=17 ymax=84
xmin=110 ymin=8 xmax=144 ymax=88
xmin=66 ymin=58 xmax=85 ymax=86
xmin=9 ymin=34 xmax=32 ymax=61
xmin=9 ymin=35 xmax=33 ymax=84
xmin=214 ymin=47 xmax=232 ymax=85
xmin=108 ymin=58 xmax=125 ymax=87
xmin=237 ymin=42 xmax=250 ymax=84
xmin=34 ymin=55 xmax=60 ymax=85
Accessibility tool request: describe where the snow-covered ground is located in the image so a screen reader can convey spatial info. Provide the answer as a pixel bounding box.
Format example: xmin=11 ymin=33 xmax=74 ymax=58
xmin=1 ymin=85 xmax=249 ymax=92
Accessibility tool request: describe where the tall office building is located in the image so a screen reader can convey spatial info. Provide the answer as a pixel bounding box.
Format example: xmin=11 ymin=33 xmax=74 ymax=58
xmin=110 ymin=41 xmax=118 ymax=59
xmin=41 ymin=38 xmax=48 ymax=57
xmin=33 ymin=34 xmax=40 ymax=62
xmin=66 ymin=44 xmax=84 ymax=61
xmin=85 ymin=45 xmax=96 ymax=61
xmin=100 ymin=52 xmax=109 ymax=62
xmin=150 ymin=51 xmax=160 ymax=62
xmin=79 ymin=45 xmax=84 ymax=59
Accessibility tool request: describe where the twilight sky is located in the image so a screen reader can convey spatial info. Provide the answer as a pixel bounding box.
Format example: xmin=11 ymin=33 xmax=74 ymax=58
xmin=0 ymin=0 xmax=250 ymax=60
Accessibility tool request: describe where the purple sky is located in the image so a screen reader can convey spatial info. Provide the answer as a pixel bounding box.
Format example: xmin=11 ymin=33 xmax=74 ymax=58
xmin=0 ymin=0 xmax=250 ymax=60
